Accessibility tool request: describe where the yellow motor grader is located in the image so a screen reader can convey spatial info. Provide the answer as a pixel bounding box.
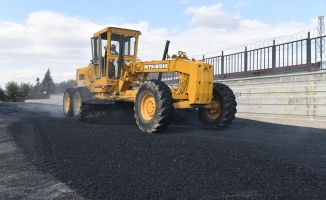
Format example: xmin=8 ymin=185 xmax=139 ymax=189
xmin=63 ymin=27 xmax=237 ymax=133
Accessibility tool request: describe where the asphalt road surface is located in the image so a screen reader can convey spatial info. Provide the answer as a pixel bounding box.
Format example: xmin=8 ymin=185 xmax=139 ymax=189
xmin=0 ymin=102 xmax=325 ymax=199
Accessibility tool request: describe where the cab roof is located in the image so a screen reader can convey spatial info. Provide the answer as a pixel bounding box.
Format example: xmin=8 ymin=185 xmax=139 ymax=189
xmin=93 ymin=27 xmax=142 ymax=37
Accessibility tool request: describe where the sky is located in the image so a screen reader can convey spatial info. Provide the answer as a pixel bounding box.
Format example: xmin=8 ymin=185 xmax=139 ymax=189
xmin=0 ymin=0 xmax=323 ymax=87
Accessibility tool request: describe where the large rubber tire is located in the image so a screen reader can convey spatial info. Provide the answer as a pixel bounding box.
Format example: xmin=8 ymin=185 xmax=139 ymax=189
xmin=63 ymin=88 xmax=75 ymax=117
xmin=73 ymin=87 xmax=91 ymax=117
xmin=198 ymin=83 xmax=237 ymax=129
xmin=134 ymin=80 xmax=173 ymax=133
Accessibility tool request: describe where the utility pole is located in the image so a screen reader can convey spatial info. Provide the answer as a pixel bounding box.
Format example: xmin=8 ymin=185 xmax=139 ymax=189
xmin=317 ymin=0 xmax=325 ymax=68
xmin=318 ymin=0 xmax=324 ymax=36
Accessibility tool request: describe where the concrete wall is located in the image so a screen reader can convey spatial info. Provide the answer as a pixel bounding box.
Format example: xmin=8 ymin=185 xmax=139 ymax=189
xmin=25 ymin=94 xmax=63 ymax=106
xmin=218 ymin=71 xmax=326 ymax=129
xmin=25 ymin=71 xmax=326 ymax=129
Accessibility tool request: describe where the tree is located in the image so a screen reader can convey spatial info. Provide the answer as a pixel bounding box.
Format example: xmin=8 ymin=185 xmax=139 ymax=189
xmin=50 ymin=79 xmax=76 ymax=94
xmin=29 ymin=78 xmax=40 ymax=95
xmin=5 ymin=81 xmax=20 ymax=101
xmin=0 ymin=85 xmax=7 ymax=101
xmin=36 ymin=77 xmax=40 ymax=86
xmin=20 ymin=82 xmax=32 ymax=98
xmin=39 ymin=69 xmax=55 ymax=93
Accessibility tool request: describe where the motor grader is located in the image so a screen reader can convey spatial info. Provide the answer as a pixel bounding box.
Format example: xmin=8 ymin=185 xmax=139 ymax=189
xmin=63 ymin=27 xmax=237 ymax=133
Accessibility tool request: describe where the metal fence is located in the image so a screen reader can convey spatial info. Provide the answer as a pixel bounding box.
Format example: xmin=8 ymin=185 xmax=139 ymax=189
xmin=149 ymin=31 xmax=326 ymax=83
xmin=204 ymin=32 xmax=326 ymax=79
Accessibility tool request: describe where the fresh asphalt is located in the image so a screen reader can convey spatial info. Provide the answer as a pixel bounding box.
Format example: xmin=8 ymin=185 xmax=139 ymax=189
xmin=0 ymin=102 xmax=325 ymax=199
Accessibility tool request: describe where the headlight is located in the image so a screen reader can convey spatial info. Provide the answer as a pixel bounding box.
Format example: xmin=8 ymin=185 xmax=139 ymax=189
xmin=178 ymin=51 xmax=183 ymax=56
xmin=182 ymin=52 xmax=186 ymax=56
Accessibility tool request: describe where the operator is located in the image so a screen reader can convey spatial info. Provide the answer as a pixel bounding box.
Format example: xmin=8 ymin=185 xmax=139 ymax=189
xmin=110 ymin=44 xmax=118 ymax=55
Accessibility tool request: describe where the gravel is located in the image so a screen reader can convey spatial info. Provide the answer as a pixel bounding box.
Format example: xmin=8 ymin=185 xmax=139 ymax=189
xmin=4 ymin=102 xmax=326 ymax=199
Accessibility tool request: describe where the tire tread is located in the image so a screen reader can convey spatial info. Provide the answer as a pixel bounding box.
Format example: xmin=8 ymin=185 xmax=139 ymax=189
xmin=134 ymin=79 xmax=174 ymax=133
xmin=198 ymin=83 xmax=237 ymax=130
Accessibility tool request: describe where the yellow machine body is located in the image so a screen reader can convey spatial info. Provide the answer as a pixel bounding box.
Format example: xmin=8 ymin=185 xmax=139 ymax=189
xmin=76 ymin=27 xmax=214 ymax=109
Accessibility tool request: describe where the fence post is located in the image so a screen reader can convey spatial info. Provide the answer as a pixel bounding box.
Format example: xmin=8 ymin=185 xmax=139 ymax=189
xmin=272 ymin=40 xmax=276 ymax=75
xmin=307 ymin=32 xmax=311 ymax=72
xmin=221 ymin=51 xmax=224 ymax=79
xmin=320 ymin=35 xmax=323 ymax=69
xmin=244 ymin=46 xmax=248 ymax=77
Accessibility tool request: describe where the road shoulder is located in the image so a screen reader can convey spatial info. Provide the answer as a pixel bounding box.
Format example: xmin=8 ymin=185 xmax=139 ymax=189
xmin=0 ymin=104 xmax=83 ymax=199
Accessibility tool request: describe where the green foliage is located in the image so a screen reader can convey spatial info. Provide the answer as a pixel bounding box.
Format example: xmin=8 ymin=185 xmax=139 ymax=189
xmin=0 ymin=85 xmax=7 ymax=101
xmin=5 ymin=81 xmax=20 ymax=101
xmin=1 ymin=69 xmax=75 ymax=100
xmin=2 ymin=81 xmax=33 ymax=101
xmin=50 ymin=79 xmax=76 ymax=94
xmin=36 ymin=77 xmax=40 ymax=86
xmin=39 ymin=69 xmax=55 ymax=94
xmin=29 ymin=86 xmax=38 ymax=95
xmin=29 ymin=77 xmax=40 ymax=95
xmin=20 ymin=82 xmax=32 ymax=97
xmin=58 ymin=79 xmax=76 ymax=86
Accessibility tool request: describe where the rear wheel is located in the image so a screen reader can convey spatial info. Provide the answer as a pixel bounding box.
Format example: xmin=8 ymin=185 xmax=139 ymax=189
xmin=134 ymin=80 xmax=173 ymax=133
xmin=63 ymin=88 xmax=75 ymax=117
xmin=198 ymin=83 xmax=237 ymax=129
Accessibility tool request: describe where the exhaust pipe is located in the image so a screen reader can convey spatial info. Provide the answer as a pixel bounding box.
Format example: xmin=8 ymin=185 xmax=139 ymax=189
xmin=158 ymin=40 xmax=170 ymax=81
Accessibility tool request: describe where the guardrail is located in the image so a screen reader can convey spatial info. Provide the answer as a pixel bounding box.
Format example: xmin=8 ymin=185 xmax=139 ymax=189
xmin=148 ymin=32 xmax=326 ymax=83
xmin=204 ymin=32 xmax=326 ymax=79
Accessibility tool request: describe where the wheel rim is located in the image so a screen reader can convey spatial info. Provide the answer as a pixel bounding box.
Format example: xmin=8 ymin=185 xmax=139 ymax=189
xmin=140 ymin=93 xmax=156 ymax=121
xmin=64 ymin=94 xmax=70 ymax=112
xmin=205 ymin=96 xmax=221 ymax=120
xmin=75 ymin=94 xmax=81 ymax=114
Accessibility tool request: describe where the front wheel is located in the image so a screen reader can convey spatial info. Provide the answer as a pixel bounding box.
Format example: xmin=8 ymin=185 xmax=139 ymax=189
xmin=134 ymin=80 xmax=173 ymax=133
xmin=198 ymin=83 xmax=237 ymax=129
xmin=73 ymin=87 xmax=91 ymax=117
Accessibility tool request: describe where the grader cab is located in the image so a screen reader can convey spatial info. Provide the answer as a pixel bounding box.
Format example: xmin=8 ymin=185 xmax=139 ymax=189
xmin=63 ymin=27 xmax=237 ymax=133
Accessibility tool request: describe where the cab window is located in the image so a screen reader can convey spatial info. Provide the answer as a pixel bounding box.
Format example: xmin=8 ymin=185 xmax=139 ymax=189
xmin=110 ymin=34 xmax=136 ymax=56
